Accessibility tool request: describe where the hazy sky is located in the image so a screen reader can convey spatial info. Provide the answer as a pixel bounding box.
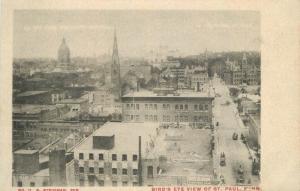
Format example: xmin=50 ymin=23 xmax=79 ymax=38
xmin=14 ymin=10 xmax=260 ymax=58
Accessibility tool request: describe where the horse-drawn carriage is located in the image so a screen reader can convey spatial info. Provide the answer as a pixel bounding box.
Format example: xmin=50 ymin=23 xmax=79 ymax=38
xmin=232 ymin=132 xmax=238 ymax=140
xmin=236 ymin=165 xmax=245 ymax=184
xmin=252 ymin=159 xmax=260 ymax=175
xmin=220 ymin=152 xmax=226 ymax=166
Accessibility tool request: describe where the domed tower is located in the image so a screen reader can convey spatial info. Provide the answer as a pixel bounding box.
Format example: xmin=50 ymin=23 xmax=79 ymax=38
xmin=57 ymin=38 xmax=70 ymax=64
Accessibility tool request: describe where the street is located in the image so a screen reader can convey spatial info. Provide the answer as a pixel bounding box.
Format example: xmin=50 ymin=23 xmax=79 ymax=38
xmin=212 ymin=76 xmax=259 ymax=185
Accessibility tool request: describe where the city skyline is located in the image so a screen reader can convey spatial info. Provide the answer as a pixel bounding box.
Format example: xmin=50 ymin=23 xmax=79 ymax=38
xmin=14 ymin=10 xmax=260 ymax=59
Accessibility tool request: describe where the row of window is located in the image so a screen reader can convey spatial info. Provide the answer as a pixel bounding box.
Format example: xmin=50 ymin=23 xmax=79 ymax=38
xmin=175 ymin=115 xmax=210 ymax=122
xmin=145 ymin=104 xmax=157 ymax=110
xmin=79 ymin=167 xmax=138 ymax=175
xmin=145 ymin=115 xmax=158 ymax=122
xmin=79 ymin=179 xmax=138 ymax=187
xmin=17 ymin=181 xmax=45 ymax=187
xmin=175 ymin=115 xmax=189 ymax=122
xmin=194 ymin=104 xmax=209 ymax=111
xmin=175 ymin=104 xmax=189 ymax=110
xmin=192 ymin=77 xmax=208 ymax=81
xmin=79 ymin=153 xmax=138 ymax=161
xmin=125 ymin=115 xmax=139 ymax=121
xmin=125 ymin=104 xmax=140 ymax=110
xmin=124 ymin=115 xmax=210 ymax=122
xmin=124 ymin=103 xmax=210 ymax=111
xmin=39 ymin=128 xmax=79 ymax=133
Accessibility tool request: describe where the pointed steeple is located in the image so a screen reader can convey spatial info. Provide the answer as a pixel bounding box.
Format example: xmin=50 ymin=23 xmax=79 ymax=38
xmin=112 ymin=28 xmax=119 ymax=59
xmin=110 ymin=28 xmax=121 ymax=101
xmin=204 ymin=48 xmax=208 ymax=61
xmin=204 ymin=48 xmax=208 ymax=70
xmin=242 ymin=52 xmax=248 ymax=67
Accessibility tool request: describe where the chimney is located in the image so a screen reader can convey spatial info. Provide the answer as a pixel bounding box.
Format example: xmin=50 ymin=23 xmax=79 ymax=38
xmin=138 ymin=136 xmax=143 ymax=186
xmin=49 ymin=149 xmax=66 ymax=186
xmin=14 ymin=150 xmax=40 ymax=175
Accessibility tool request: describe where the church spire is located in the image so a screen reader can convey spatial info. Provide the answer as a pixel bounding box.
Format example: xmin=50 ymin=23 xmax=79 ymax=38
xmin=110 ymin=28 xmax=121 ymax=101
xmin=112 ymin=28 xmax=119 ymax=59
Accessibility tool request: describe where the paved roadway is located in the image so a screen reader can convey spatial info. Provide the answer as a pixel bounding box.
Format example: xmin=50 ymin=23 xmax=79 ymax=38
xmin=212 ymin=76 xmax=259 ymax=185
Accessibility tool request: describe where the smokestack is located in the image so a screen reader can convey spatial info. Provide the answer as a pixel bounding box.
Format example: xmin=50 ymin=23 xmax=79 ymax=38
xmin=49 ymin=149 xmax=66 ymax=186
xmin=138 ymin=136 xmax=143 ymax=186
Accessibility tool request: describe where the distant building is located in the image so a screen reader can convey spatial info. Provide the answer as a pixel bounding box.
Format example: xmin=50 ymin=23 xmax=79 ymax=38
xmin=160 ymin=60 xmax=181 ymax=69
xmin=56 ymin=98 xmax=89 ymax=113
xmin=88 ymin=86 xmax=123 ymax=115
xmin=238 ymin=94 xmax=260 ymax=115
xmin=15 ymin=90 xmax=66 ymax=105
xmin=120 ymin=64 xmax=152 ymax=83
xmin=121 ymin=88 xmax=214 ymax=127
xmin=13 ymin=104 xmax=69 ymax=121
xmin=12 ymin=104 xmax=106 ymax=142
xmin=232 ymin=70 xmax=244 ymax=85
xmin=58 ymin=38 xmax=71 ymax=64
xmin=223 ymin=71 xmax=232 ymax=85
xmin=222 ymin=53 xmax=260 ymax=86
xmin=185 ymin=65 xmax=208 ymax=91
xmin=246 ymin=64 xmax=261 ymax=85
xmin=241 ymin=52 xmax=248 ymax=75
xmin=160 ymin=67 xmax=183 ymax=89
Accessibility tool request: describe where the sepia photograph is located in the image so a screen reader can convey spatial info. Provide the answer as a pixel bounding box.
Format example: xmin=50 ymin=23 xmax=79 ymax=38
xmin=12 ymin=10 xmax=261 ymax=187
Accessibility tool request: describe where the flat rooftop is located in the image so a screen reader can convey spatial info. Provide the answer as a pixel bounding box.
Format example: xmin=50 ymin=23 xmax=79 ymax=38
xmin=122 ymin=90 xmax=214 ymax=98
xmin=16 ymin=91 xmax=49 ymax=97
xmin=13 ymin=104 xmax=61 ymax=114
xmin=14 ymin=149 xmax=39 ymax=155
xmin=158 ymin=128 xmax=213 ymax=176
xmin=74 ymin=122 xmax=213 ymax=176
xmin=75 ymin=122 xmax=161 ymax=156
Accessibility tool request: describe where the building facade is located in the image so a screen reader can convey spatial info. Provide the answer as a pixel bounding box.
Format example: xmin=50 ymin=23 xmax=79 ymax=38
xmin=73 ymin=122 xmax=161 ymax=187
xmin=121 ymin=89 xmax=214 ymax=127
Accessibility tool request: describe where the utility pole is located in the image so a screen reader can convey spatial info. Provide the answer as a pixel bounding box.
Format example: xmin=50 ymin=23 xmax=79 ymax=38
xmin=138 ymin=136 xmax=143 ymax=186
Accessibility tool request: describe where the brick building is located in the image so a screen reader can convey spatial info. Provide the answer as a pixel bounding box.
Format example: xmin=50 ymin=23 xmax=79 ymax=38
xmin=121 ymin=88 xmax=214 ymax=127
xmin=73 ymin=122 xmax=162 ymax=187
